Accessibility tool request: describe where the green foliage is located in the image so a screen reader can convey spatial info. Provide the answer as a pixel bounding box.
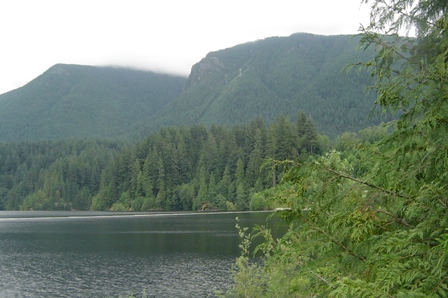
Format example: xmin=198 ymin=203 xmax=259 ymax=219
xmin=89 ymin=113 xmax=321 ymax=211
xmin=121 ymin=289 xmax=147 ymax=298
xmin=0 ymin=113 xmax=323 ymax=211
xmin=218 ymin=219 xmax=268 ymax=298
xmin=110 ymin=202 xmax=126 ymax=212
xmin=225 ymin=1 xmax=448 ymax=296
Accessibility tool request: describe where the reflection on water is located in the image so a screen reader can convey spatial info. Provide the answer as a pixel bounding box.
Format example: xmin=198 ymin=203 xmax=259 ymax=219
xmin=0 ymin=211 xmax=277 ymax=297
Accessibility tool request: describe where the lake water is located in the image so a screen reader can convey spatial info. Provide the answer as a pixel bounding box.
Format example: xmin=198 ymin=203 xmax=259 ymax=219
xmin=0 ymin=211 xmax=279 ymax=297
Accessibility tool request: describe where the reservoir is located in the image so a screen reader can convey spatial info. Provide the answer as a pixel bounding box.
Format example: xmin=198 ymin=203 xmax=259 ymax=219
xmin=0 ymin=211 xmax=278 ymax=297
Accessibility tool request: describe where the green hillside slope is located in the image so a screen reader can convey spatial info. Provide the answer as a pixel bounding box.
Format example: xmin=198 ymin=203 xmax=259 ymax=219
xmin=0 ymin=64 xmax=186 ymax=142
xmin=0 ymin=34 xmax=389 ymax=142
xmin=150 ymin=33 xmax=387 ymax=138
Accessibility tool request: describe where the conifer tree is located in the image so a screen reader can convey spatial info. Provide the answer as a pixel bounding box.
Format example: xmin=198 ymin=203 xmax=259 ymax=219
xmin=246 ymin=129 xmax=264 ymax=188
xmin=218 ymin=165 xmax=232 ymax=201
xmin=154 ymin=158 xmax=165 ymax=209
xmin=265 ymin=124 xmax=278 ymax=187
xmin=129 ymin=159 xmax=141 ymax=198
xmin=140 ymin=158 xmax=154 ymax=200
xmin=234 ymin=158 xmax=245 ymax=189
xmin=208 ymin=172 xmax=218 ymax=207
xmin=195 ymin=166 xmax=208 ymax=210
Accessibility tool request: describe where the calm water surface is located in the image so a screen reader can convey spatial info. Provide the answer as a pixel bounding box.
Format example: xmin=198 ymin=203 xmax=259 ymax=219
xmin=0 ymin=211 xmax=278 ymax=297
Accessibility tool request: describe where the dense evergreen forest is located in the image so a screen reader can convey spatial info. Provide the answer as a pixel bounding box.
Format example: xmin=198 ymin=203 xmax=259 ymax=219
xmin=0 ymin=112 xmax=338 ymax=211
xmin=0 ymin=139 xmax=124 ymax=210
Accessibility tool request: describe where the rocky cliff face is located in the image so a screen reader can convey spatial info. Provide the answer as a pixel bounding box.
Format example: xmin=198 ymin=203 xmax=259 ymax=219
xmin=185 ymin=56 xmax=226 ymax=88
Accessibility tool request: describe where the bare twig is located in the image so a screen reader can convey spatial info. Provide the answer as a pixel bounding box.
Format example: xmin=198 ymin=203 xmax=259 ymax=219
xmin=324 ymin=167 xmax=411 ymax=200
xmin=376 ymin=209 xmax=411 ymax=227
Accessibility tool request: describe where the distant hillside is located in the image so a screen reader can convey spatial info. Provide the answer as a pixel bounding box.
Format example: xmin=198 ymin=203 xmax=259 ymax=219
xmin=0 ymin=64 xmax=186 ymax=142
xmin=147 ymin=33 xmax=388 ymax=138
xmin=0 ymin=34 xmax=389 ymax=142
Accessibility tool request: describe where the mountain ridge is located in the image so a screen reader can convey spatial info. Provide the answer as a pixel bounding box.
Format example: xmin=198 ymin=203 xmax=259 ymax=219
xmin=0 ymin=64 xmax=187 ymax=142
xmin=0 ymin=33 xmax=387 ymax=142
xmin=146 ymin=33 xmax=386 ymax=138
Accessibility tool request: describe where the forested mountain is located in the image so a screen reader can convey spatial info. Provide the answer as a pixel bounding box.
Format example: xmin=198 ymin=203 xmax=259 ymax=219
xmin=0 ymin=64 xmax=186 ymax=142
xmin=0 ymin=34 xmax=390 ymax=142
xmin=0 ymin=33 xmax=395 ymax=211
xmin=148 ymin=33 xmax=389 ymax=138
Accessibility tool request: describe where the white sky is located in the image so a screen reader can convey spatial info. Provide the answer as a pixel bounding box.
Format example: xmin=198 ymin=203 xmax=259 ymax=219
xmin=0 ymin=0 xmax=370 ymax=95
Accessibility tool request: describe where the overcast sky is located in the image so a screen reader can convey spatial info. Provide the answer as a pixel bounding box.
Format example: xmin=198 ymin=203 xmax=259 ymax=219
xmin=0 ymin=0 xmax=370 ymax=95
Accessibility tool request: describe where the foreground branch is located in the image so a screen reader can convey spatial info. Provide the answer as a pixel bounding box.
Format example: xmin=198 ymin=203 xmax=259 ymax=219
xmin=324 ymin=167 xmax=411 ymax=200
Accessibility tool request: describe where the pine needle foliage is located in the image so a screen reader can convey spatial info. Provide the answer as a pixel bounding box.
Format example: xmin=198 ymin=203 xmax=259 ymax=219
xmin=225 ymin=1 xmax=448 ymax=296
